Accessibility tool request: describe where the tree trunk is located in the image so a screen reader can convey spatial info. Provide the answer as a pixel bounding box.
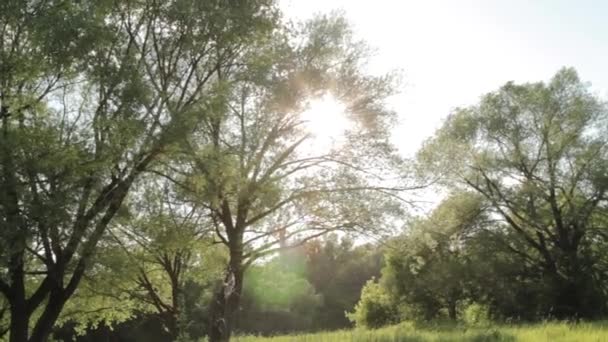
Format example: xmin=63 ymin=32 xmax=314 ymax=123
xmin=8 ymin=259 xmax=28 ymax=342
xmin=448 ymin=300 xmax=457 ymax=321
xmin=165 ymin=311 xmax=179 ymax=342
xmin=552 ymin=275 xmax=600 ymax=319
xmin=9 ymin=298 xmax=28 ymax=342
xmin=28 ymin=290 xmax=68 ymax=342
xmin=545 ymin=242 xmax=604 ymax=320
xmin=209 ymin=254 xmax=244 ymax=342
xmin=3 ymin=111 xmax=29 ymax=342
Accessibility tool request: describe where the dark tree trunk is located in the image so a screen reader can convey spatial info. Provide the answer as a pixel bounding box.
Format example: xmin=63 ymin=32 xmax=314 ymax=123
xmin=9 ymin=298 xmax=28 ymax=342
xmin=209 ymin=253 xmax=244 ymax=342
xmin=28 ymin=290 xmax=68 ymax=342
xmin=553 ymin=276 xmax=600 ymax=319
xmin=164 ymin=311 xmax=179 ymax=342
xmin=553 ymin=280 xmax=579 ymax=319
xmin=532 ymin=229 xmax=604 ymax=319
xmin=547 ymin=249 xmax=601 ymax=320
xmin=3 ymin=111 xmax=29 ymax=342
xmin=8 ymin=253 xmax=28 ymax=342
xmin=448 ymin=300 xmax=457 ymax=321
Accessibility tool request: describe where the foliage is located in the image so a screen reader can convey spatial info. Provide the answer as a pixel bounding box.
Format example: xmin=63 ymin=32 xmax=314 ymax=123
xmin=462 ymin=303 xmax=491 ymax=327
xmin=237 ymin=257 xmax=322 ymax=334
xmin=56 ymin=178 xmax=228 ymax=340
xmin=3 ymin=0 xmax=606 ymax=338
xmin=350 ymin=192 xmax=489 ymax=326
xmin=236 ymin=236 xmax=384 ymax=334
xmin=418 ymin=68 xmax=608 ymax=319
xmin=161 ymin=9 xmax=410 ymax=341
xmin=0 ymin=0 xmax=279 ymax=340
xmin=304 ymin=236 xmax=384 ymax=330
xmin=382 ymin=192 xmax=486 ymax=322
xmin=347 ymin=279 xmax=399 ymax=329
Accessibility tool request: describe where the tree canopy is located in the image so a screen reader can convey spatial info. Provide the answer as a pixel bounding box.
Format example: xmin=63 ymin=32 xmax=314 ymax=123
xmin=349 ymin=68 xmax=608 ymax=329
xmin=419 ymin=68 xmax=608 ymax=318
xmin=1 ymin=1 xmax=607 ymax=340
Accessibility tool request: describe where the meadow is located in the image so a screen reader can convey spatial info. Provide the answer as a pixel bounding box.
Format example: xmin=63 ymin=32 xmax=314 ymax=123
xmin=234 ymin=321 xmax=608 ymax=342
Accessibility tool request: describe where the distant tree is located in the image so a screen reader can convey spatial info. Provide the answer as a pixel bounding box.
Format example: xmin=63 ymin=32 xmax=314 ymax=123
xmin=0 ymin=1 xmax=278 ymax=340
xmin=304 ymin=236 xmax=383 ymax=330
xmin=381 ymin=192 xmax=486 ymax=321
xmin=233 ymin=235 xmax=383 ymax=334
xmin=419 ymin=68 xmax=608 ymax=318
xmin=464 ymin=228 xmax=557 ymax=321
xmin=236 ymin=255 xmax=321 ymax=335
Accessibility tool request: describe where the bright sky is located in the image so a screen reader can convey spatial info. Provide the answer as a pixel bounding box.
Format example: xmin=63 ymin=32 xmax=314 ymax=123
xmin=282 ymin=0 xmax=608 ymax=158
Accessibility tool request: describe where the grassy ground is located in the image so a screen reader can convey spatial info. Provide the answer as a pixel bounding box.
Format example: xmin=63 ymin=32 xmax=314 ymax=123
xmin=233 ymin=321 xmax=608 ymax=341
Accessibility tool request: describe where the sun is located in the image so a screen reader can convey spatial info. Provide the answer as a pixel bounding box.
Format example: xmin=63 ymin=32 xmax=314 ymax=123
xmin=300 ymin=95 xmax=351 ymax=153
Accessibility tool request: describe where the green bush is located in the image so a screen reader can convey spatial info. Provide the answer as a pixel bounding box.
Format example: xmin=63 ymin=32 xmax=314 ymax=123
xmin=347 ymin=279 xmax=398 ymax=328
xmin=462 ymin=303 xmax=490 ymax=326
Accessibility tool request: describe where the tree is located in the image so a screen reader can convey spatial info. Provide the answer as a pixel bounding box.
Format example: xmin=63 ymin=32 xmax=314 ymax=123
xmin=304 ymin=236 xmax=383 ymax=330
xmin=419 ymin=68 xmax=608 ymax=318
xmin=0 ymin=1 xmax=277 ymax=340
xmin=121 ymin=197 xmax=222 ymax=340
xmin=89 ymin=178 xmax=226 ymax=340
xmin=46 ymin=178 xmax=229 ymax=341
xmin=373 ymin=193 xmax=486 ymax=322
xmin=162 ymin=13 xmax=412 ymax=341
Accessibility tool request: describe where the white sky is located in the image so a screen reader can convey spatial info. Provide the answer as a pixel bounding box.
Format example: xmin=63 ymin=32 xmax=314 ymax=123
xmin=282 ymin=0 xmax=608 ymax=158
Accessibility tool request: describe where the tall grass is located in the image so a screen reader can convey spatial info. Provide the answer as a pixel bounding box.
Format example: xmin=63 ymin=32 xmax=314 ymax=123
xmin=234 ymin=321 xmax=608 ymax=341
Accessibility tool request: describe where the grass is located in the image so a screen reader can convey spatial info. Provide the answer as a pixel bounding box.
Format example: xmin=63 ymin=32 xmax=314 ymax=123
xmin=233 ymin=321 xmax=608 ymax=341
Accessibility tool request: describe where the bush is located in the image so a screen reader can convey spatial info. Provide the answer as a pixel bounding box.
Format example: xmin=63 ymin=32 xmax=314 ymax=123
xmin=347 ymin=279 xmax=398 ymax=328
xmin=462 ymin=303 xmax=490 ymax=326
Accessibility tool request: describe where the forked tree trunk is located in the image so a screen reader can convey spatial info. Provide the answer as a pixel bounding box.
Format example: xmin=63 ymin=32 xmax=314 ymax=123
xmin=8 ymin=290 xmax=69 ymax=342
xmin=28 ymin=290 xmax=68 ymax=342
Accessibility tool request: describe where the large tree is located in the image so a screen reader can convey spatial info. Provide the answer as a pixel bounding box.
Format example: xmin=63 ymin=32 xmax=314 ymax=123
xmin=419 ymin=68 xmax=608 ymax=318
xmin=158 ymin=13 xmax=414 ymax=341
xmin=0 ymin=1 xmax=277 ymax=340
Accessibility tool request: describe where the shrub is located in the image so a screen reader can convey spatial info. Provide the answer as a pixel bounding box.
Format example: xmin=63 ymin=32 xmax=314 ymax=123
xmin=462 ymin=303 xmax=490 ymax=326
xmin=347 ymin=279 xmax=399 ymax=328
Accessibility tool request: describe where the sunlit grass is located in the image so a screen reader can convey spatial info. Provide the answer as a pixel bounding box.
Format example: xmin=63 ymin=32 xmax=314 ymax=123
xmin=233 ymin=321 xmax=608 ymax=341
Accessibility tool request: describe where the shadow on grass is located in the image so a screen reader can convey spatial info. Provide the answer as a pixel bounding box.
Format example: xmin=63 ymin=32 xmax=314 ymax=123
xmin=466 ymin=330 xmax=516 ymax=342
xmin=361 ymin=331 xmax=516 ymax=342
xmin=377 ymin=331 xmax=516 ymax=342
xmin=383 ymin=325 xmax=517 ymax=342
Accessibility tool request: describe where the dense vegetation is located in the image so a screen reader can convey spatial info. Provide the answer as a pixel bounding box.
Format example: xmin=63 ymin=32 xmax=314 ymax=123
xmin=349 ymin=68 xmax=608 ymax=329
xmin=0 ymin=1 xmax=606 ymax=341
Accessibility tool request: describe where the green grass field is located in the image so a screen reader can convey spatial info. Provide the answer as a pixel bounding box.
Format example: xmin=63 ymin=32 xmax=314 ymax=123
xmin=233 ymin=321 xmax=608 ymax=341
